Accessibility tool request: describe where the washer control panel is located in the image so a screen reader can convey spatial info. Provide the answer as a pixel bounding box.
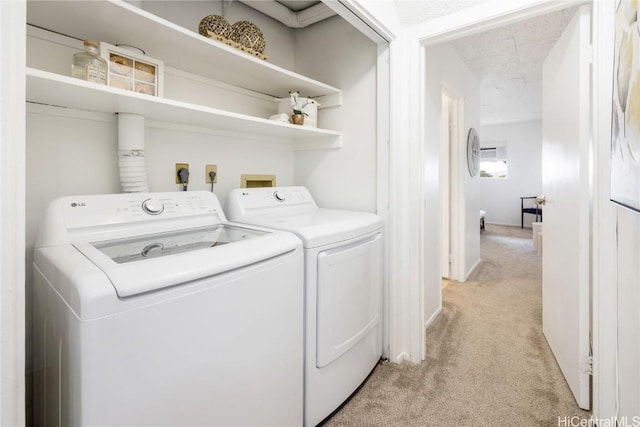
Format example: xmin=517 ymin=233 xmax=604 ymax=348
xmin=241 ymin=187 xmax=311 ymax=207
xmin=226 ymin=186 xmax=318 ymax=219
xmin=53 ymin=191 xmax=223 ymax=231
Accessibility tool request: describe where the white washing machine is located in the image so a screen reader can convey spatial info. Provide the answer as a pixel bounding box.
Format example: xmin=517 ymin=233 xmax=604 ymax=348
xmin=226 ymin=186 xmax=383 ymax=426
xmin=32 ymin=191 xmax=304 ymax=426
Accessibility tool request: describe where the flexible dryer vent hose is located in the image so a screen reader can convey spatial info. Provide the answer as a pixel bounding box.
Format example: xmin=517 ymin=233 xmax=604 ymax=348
xmin=117 ymin=113 xmax=150 ymax=193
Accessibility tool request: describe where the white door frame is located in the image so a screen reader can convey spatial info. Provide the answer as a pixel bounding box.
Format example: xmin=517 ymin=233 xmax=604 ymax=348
xmin=449 ymin=91 xmax=465 ymax=282
xmin=440 ymin=92 xmax=451 ymax=280
xmin=0 ymin=1 xmax=26 ymax=425
xmin=394 ymin=0 xmax=616 ymax=420
xmin=440 ymin=88 xmax=465 ymax=282
xmin=591 ymin=0 xmax=619 ymax=420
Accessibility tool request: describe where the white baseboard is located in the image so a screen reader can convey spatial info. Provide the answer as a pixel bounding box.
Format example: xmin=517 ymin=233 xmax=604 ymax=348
xmin=424 ymin=307 xmax=443 ymax=329
xmin=392 ymin=352 xmax=410 ymax=363
xmin=485 ymin=221 xmax=521 ymax=227
xmin=465 ymin=258 xmax=482 ymax=281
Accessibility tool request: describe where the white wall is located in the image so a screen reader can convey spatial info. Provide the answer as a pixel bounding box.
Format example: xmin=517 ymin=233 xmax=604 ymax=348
xmin=25 ymin=106 xmax=295 ymax=256
xmin=292 ymin=16 xmax=378 ymax=212
xmin=480 ymin=120 xmax=542 ymax=228
xmin=423 ymin=43 xmax=481 ymax=324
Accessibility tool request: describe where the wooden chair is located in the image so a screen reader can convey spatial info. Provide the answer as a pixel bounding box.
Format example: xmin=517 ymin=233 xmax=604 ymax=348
xmin=520 ymin=196 xmax=542 ymax=228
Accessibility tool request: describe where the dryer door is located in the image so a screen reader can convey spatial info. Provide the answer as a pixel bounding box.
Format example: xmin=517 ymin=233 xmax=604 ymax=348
xmin=316 ymin=232 xmax=382 ymax=368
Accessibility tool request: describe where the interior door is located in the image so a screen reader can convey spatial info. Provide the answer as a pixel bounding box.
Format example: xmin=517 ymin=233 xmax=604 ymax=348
xmin=541 ymin=5 xmax=591 ymax=410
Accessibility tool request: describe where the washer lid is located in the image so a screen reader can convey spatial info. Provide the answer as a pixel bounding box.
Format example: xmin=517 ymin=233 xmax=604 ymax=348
xmin=73 ymin=224 xmax=300 ymax=297
xmin=231 ymin=208 xmax=382 ymax=248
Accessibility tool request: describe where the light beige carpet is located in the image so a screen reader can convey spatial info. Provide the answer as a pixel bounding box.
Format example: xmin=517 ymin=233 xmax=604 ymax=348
xmin=323 ymin=224 xmax=590 ymax=427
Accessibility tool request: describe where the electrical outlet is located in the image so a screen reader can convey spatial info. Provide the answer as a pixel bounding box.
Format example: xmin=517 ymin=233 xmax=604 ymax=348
xmin=205 ymin=164 xmax=218 ymax=183
xmin=175 ymin=163 xmax=189 ymax=184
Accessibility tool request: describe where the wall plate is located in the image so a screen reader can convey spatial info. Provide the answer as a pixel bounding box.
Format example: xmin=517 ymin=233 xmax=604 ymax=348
xmin=205 ymin=165 xmax=218 ymax=183
xmin=175 ymin=163 xmax=189 ymax=184
xmin=241 ymin=174 xmax=276 ymax=188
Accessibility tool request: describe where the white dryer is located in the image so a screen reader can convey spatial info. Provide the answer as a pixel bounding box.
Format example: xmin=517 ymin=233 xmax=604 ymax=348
xmin=32 ymin=191 xmax=304 ymax=426
xmin=226 ymin=186 xmax=383 ymax=426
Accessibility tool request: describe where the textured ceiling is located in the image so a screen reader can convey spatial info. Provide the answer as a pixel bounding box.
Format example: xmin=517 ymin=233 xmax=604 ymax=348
xmin=392 ymin=0 xmax=579 ymax=125
xmin=448 ymin=7 xmax=577 ymax=125
xmin=450 ymin=7 xmax=576 ymax=124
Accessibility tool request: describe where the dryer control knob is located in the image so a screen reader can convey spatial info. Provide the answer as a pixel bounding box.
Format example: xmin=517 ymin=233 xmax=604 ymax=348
xmin=274 ymin=191 xmax=285 ymax=202
xmin=142 ymin=198 xmax=164 ymax=215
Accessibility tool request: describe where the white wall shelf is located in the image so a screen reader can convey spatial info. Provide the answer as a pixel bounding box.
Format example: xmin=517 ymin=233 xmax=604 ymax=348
xmin=26 ymin=68 xmax=342 ymax=148
xmin=26 ymin=0 xmax=341 ymax=99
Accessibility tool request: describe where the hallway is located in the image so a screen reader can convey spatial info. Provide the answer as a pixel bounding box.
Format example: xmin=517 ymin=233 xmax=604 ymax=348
xmin=324 ymin=225 xmax=589 ymax=426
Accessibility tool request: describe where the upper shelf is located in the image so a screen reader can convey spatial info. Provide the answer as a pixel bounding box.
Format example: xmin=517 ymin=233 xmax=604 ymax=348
xmin=26 ymin=68 xmax=342 ymax=148
xmin=26 ymin=0 xmax=340 ymax=99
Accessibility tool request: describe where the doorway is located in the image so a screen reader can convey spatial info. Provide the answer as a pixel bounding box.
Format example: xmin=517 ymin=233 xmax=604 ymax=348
xmin=423 ymin=2 xmax=592 ymax=412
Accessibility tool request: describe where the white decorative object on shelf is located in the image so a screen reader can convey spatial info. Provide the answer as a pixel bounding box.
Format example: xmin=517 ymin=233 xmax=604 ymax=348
xmin=278 ymin=91 xmax=320 ymax=127
xmin=269 ymin=113 xmax=290 ymax=123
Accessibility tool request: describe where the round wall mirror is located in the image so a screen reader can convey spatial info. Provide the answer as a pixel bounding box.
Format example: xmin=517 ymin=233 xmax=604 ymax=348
xmin=467 ymin=128 xmax=480 ymax=177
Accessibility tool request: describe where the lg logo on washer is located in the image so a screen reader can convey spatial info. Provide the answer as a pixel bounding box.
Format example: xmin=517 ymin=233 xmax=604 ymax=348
xmin=70 ymin=202 xmax=86 ymax=208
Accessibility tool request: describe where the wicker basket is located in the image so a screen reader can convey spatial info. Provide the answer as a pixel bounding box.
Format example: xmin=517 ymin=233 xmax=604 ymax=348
xmin=198 ymin=15 xmax=232 ymax=39
xmin=230 ymin=21 xmax=266 ymax=54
